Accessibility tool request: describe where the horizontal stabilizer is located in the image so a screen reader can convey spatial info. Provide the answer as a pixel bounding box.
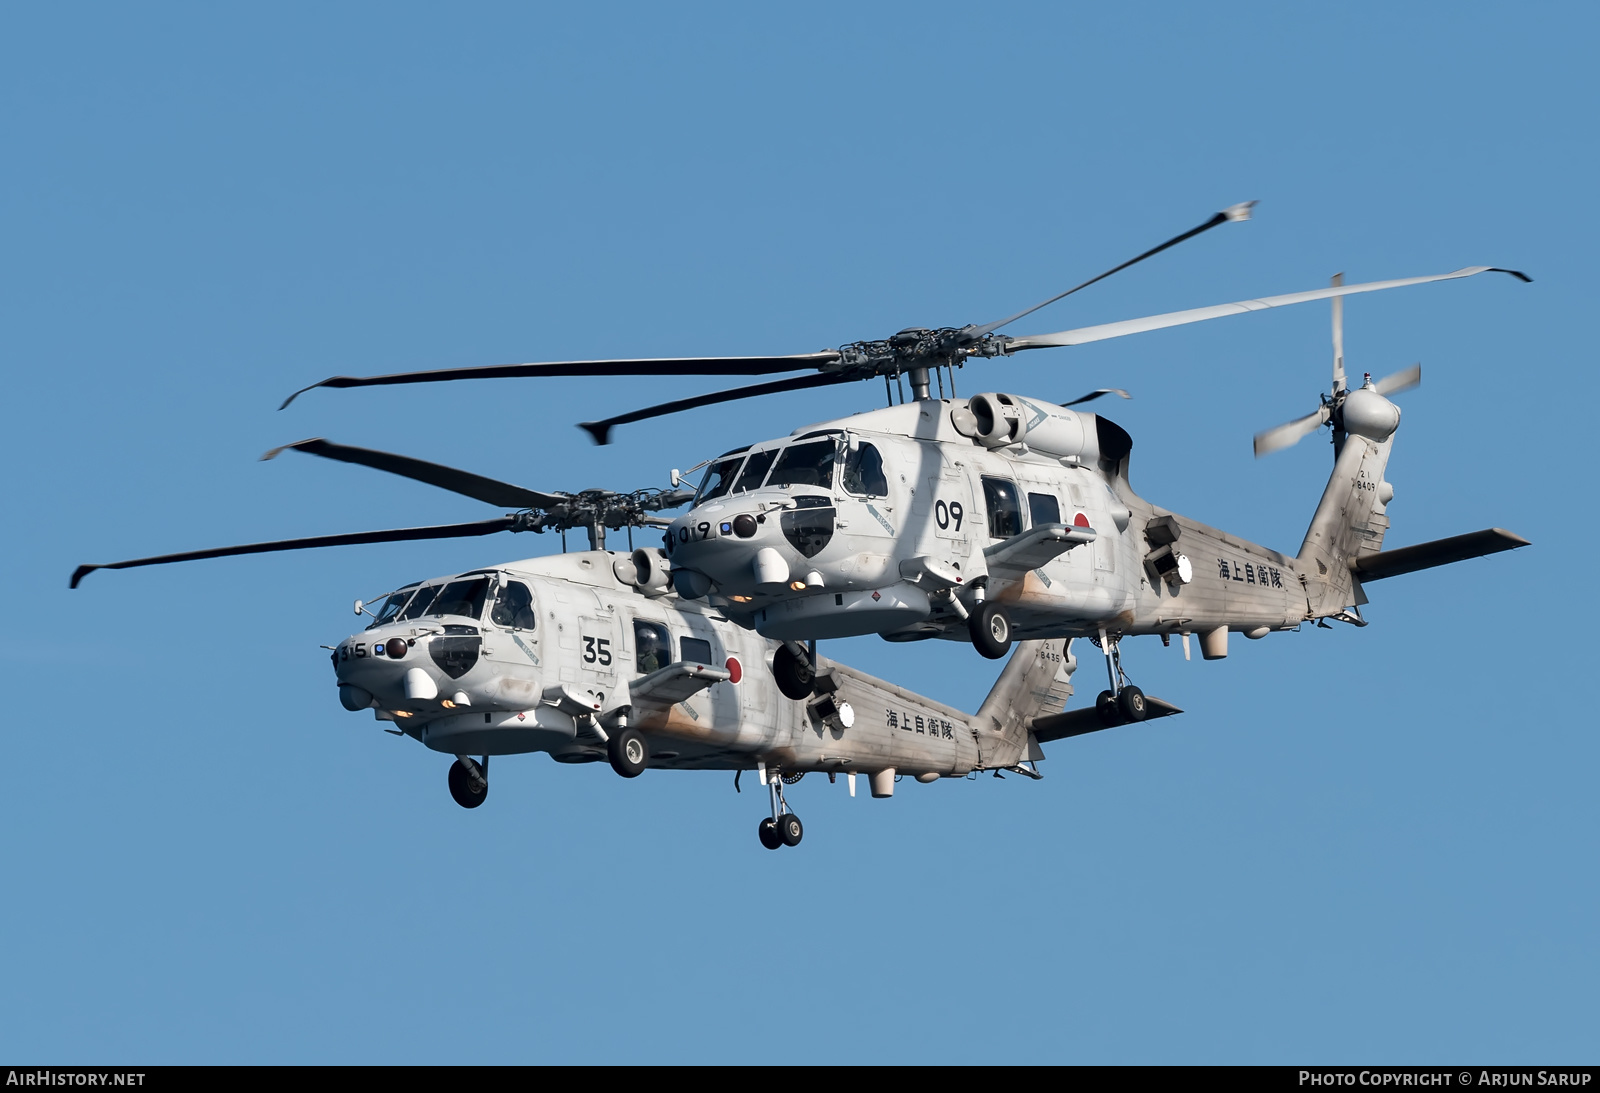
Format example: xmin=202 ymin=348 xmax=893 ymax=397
xmin=1031 ymin=695 xmax=1183 ymax=743
xmin=984 ymin=523 xmax=1096 ymax=581
xmin=627 ymin=661 xmax=731 ymax=711
xmin=1352 ymin=527 xmax=1530 ymax=582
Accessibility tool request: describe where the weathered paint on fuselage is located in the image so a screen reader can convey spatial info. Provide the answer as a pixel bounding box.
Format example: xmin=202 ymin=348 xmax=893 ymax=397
xmin=331 ymin=549 xmax=1057 ymax=776
xmin=665 ymin=396 xmax=1316 ymax=646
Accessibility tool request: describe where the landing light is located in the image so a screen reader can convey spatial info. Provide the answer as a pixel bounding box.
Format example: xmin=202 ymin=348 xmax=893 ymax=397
xmin=788 ymin=580 xmax=807 ymax=591
xmin=390 ymin=710 xmax=413 ymax=719
xmin=729 ymin=595 xmax=753 ymax=603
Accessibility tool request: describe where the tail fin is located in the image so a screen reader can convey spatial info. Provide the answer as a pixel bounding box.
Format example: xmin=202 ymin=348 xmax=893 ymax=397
xmin=973 ymin=639 xmax=1076 ymax=766
xmin=1298 ymin=432 xmax=1394 ymax=617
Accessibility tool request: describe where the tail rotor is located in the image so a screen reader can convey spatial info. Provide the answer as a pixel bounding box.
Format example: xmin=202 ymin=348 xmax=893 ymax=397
xmin=1252 ymin=273 xmax=1421 ymax=459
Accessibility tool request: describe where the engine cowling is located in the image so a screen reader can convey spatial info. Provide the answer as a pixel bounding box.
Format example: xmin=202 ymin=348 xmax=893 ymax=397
xmin=953 ymin=393 xmax=1097 ymax=462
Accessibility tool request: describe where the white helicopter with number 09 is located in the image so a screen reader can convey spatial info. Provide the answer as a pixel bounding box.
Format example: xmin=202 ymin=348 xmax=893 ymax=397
xmin=277 ymin=203 xmax=1532 ymax=716
xmin=74 ymin=446 xmax=1162 ymax=849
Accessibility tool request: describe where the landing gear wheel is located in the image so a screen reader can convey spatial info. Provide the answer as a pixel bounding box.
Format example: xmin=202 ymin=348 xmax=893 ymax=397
xmin=607 ymin=726 xmax=648 ymax=778
xmin=969 ymin=603 xmax=1012 ymax=660
xmin=448 ymin=759 xmax=487 ymax=809
xmin=1117 ymin=684 xmax=1148 ymax=722
xmin=758 ymin=817 xmax=782 ymax=850
xmin=778 ymin=813 xmax=804 ymax=847
xmin=772 ymin=643 xmax=815 ymax=700
xmin=1095 ymin=689 xmax=1120 ymax=726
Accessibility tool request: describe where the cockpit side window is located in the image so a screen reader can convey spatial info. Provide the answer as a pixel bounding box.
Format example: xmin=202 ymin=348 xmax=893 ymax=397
xmin=842 ymin=442 xmax=888 ymax=496
xmin=426 ymin=577 xmax=490 ymax=620
xmin=634 ymin=620 xmax=671 ymax=674
xmin=732 ymin=449 xmax=778 ymax=493
xmin=766 ymin=439 xmax=837 ymax=489
xmin=397 ymin=584 xmax=441 ymax=621
xmin=982 ymin=477 xmax=1023 ymax=539
xmin=367 ymin=584 xmax=419 ymax=630
xmin=489 ymin=580 xmax=538 ymax=630
xmin=696 ymin=453 xmax=747 ymax=505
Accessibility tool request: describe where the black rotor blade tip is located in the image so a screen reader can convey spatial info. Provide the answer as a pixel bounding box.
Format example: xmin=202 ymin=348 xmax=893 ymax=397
xmin=70 ymin=565 xmax=98 ymax=589
xmin=1490 ymin=268 xmax=1533 ymax=283
xmin=579 ymin=421 xmax=613 ymax=445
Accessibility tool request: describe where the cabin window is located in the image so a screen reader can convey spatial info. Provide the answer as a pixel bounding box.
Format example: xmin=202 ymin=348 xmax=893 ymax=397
xmin=397 ymin=584 xmax=441 ymax=621
xmin=680 ymin=637 xmax=713 ymax=665
xmin=426 ymin=577 xmax=491 ymax=620
xmin=732 ymin=448 xmax=779 ymax=492
xmin=1028 ymin=492 xmax=1061 ymax=528
xmin=489 ymin=580 xmax=537 ymax=630
xmin=635 ymin=620 xmax=671 ymax=674
xmin=696 ymin=453 xmax=747 ymax=504
xmin=842 ymin=442 xmax=888 ymax=496
xmin=367 ymin=584 xmax=419 ymax=629
xmin=982 ymin=477 xmax=1023 ymax=539
xmin=766 ymin=439 xmax=837 ymax=489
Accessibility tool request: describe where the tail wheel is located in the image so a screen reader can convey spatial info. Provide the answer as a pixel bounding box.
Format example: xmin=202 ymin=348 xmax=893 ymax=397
xmin=969 ymin=603 xmax=1012 ymax=659
xmin=608 ymin=726 xmax=648 ymax=778
xmin=448 ymin=759 xmax=488 ymax=809
xmin=772 ymin=644 xmax=815 ymax=700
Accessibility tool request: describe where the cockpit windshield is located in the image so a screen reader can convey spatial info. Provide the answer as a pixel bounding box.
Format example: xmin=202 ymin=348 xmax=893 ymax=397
xmin=366 ymin=584 xmax=419 ymax=630
xmin=731 ymin=448 xmax=778 ymax=492
xmin=425 ymin=576 xmax=491 ymax=620
xmin=397 ymin=584 xmax=441 ymax=621
xmin=695 ymin=450 xmax=748 ymax=505
xmin=765 ymin=438 xmax=837 ymax=489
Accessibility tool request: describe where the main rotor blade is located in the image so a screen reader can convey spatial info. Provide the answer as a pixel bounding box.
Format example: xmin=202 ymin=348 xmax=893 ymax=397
xmin=262 ymin=438 xmax=566 ymax=510
xmin=1253 ymin=406 xmax=1331 ymax=458
xmin=1374 ymin=362 xmax=1421 ymax=397
xmin=967 ymin=201 xmax=1256 ymax=339
xmin=579 ymin=372 xmax=855 ymax=445
xmin=279 ymin=352 xmax=842 ymax=409
xmin=1061 ymin=387 xmax=1131 ymax=407
xmin=70 ymin=518 xmax=519 ymax=588
xmin=1007 ymin=266 xmax=1532 ymax=352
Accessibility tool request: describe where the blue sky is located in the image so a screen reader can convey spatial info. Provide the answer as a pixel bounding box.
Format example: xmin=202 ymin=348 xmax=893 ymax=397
xmin=2 ymin=2 xmax=1595 ymax=1063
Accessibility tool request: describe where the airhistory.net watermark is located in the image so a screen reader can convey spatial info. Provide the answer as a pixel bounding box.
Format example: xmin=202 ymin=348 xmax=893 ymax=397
xmin=5 ymin=1074 xmax=145 ymax=1087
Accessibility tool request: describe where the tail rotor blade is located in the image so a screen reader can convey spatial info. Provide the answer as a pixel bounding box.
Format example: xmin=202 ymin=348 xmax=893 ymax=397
xmin=1331 ymin=272 xmax=1346 ymax=394
xmin=1253 ymin=406 xmax=1331 ymax=458
xmin=1374 ymin=362 xmax=1421 ymax=397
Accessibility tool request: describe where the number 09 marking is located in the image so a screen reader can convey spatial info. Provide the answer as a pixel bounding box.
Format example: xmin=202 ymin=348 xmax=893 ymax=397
xmin=934 ymin=500 xmax=964 ymax=531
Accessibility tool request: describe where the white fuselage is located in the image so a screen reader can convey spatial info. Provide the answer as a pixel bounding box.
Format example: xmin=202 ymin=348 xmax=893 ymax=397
xmin=329 ymin=550 xmax=1044 ymax=776
xmin=665 ymin=395 xmax=1311 ymax=645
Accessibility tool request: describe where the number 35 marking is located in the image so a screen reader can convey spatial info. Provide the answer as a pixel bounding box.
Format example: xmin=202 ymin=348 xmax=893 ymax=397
xmin=583 ymin=636 xmax=612 ymax=666
xmin=934 ymin=500 xmax=964 ymax=531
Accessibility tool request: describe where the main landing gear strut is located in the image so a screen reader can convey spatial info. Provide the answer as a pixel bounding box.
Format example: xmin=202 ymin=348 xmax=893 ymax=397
xmin=1092 ymin=628 xmax=1147 ymax=725
xmin=756 ymin=770 xmax=804 ymax=850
